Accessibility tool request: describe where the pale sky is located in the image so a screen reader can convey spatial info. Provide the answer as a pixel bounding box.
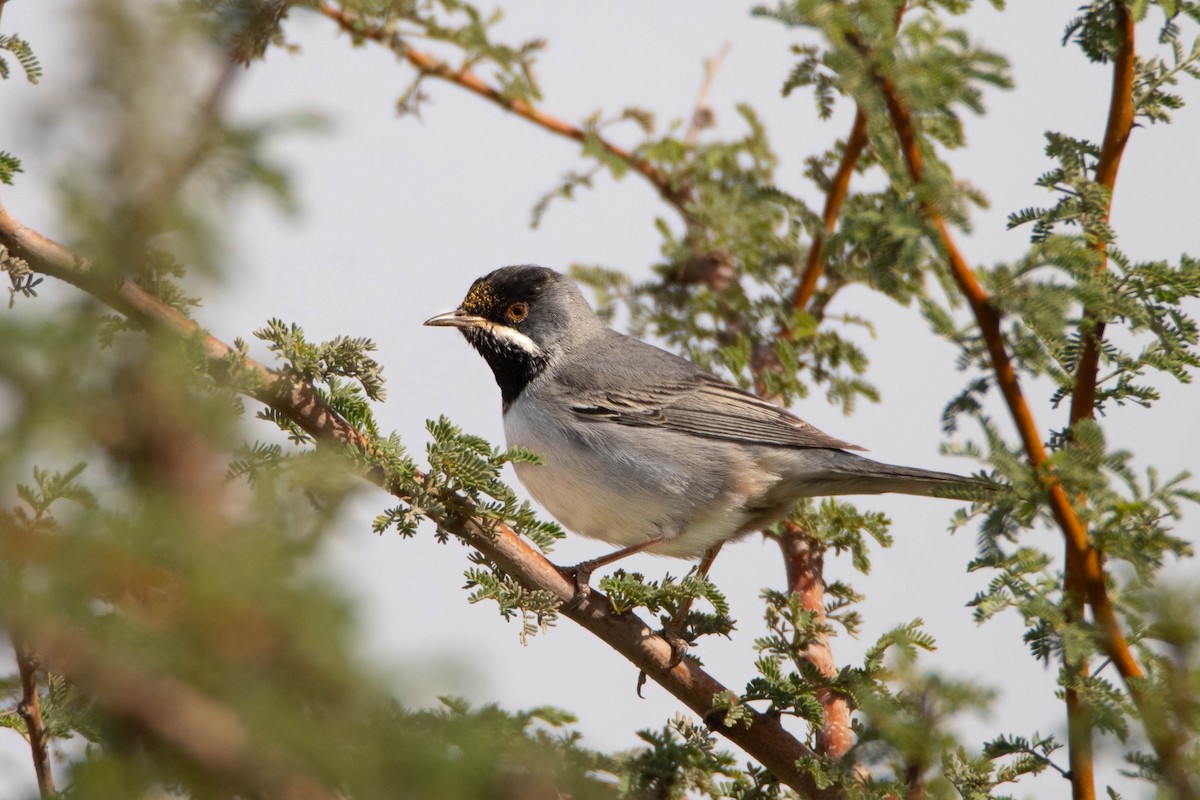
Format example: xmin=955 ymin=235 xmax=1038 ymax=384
xmin=2 ymin=2 xmax=1198 ymax=797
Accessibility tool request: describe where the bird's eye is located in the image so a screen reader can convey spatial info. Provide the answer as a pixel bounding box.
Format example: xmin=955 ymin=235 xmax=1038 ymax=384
xmin=505 ymin=302 xmax=529 ymax=323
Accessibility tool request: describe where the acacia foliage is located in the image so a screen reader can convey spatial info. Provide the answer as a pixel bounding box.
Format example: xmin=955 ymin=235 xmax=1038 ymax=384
xmin=1 ymin=1 xmax=1199 ymax=799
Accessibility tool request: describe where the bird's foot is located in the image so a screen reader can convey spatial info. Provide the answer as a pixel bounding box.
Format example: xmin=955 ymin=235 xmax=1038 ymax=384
xmin=556 ymin=562 xmax=594 ymax=612
xmin=635 ymin=625 xmax=691 ymax=697
xmin=665 ymin=636 xmax=690 ymax=669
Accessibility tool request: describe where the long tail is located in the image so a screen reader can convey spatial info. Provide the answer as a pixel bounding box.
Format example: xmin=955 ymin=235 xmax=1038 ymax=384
xmin=786 ymin=449 xmax=988 ymax=498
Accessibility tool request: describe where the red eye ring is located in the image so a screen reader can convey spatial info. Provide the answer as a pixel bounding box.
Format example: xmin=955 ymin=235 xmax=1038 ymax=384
xmin=506 ymin=302 xmax=529 ymax=323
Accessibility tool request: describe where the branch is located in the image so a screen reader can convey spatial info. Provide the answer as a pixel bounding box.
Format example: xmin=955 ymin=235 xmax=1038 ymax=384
xmin=14 ymin=643 xmax=55 ymax=799
xmin=140 ymin=53 xmax=243 ymax=214
xmin=0 ymin=199 xmax=829 ymax=798
xmin=1068 ymin=2 xmax=1134 ymax=428
xmin=776 ymin=525 xmax=853 ymax=760
xmin=316 ymin=3 xmax=692 ymax=215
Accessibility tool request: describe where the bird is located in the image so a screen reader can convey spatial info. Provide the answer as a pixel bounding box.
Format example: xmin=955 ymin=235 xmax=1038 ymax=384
xmin=425 ymin=265 xmax=978 ymax=591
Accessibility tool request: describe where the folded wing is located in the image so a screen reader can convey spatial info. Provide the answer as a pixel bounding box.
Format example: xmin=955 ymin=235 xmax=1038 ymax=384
xmin=569 ymin=378 xmax=865 ymax=451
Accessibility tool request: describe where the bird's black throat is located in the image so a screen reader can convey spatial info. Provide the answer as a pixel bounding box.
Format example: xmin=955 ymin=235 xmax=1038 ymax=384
xmin=462 ymin=327 xmax=549 ymax=410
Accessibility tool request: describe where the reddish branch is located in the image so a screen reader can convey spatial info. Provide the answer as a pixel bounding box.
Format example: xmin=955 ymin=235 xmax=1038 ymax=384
xmin=776 ymin=525 xmax=854 ymax=759
xmin=0 ymin=199 xmax=831 ymax=798
xmin=14 ymin=643 xmax=55 ymax=799
xmin=316 ymin=3 xmax=691 ymax=214
xmin=775 ymin=8 xmax=910 ymax=758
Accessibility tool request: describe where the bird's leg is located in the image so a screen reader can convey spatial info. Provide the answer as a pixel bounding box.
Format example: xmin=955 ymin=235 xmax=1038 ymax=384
xmin=636 ymin=543 xmax=725 ymax=697
xmin=662 ymin=544 xmax=723 ymax=667
xmin=558 ymin=536 xmax=670 ymax=611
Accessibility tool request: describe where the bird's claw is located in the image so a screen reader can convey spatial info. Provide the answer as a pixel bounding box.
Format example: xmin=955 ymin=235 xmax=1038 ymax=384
xmin=636 ymin=627 xmax=691 ymax=697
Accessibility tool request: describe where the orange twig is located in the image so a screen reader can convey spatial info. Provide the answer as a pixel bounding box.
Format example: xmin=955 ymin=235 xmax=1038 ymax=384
xmin=1064 ymin=551 xmax=1096 ymax=800
xmin=848 ymin=25 xmax=1200 ymax=794
xmin=790 ymin=107 xmax=870 ymax=314
xmin=791 ymin=0 xmax=905 ymax=314
xmin=1068 ymin=2 xmax=1135 ymax=427
xmin=317 ymin=3 xmax=691 ymax=214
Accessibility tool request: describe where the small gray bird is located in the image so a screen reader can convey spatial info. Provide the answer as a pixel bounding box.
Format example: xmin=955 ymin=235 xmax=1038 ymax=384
xmin=426 ymin=265 xmax=973 ymax=580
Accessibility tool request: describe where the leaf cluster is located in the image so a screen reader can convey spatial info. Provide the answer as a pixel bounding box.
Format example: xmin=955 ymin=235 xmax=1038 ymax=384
xmin=600 ymin=568 xmax=736 ymax=654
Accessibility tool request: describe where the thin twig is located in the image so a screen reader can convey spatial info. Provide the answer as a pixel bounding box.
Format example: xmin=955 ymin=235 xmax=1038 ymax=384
xmin=789 ymin=107 xmax=869 ymax=315
xmin=685 ymin=42 xmax=731 ymax=145
xmin=0 ymin=199 xmax=830 ymax=799
xmin=789 ymin=0 xmax=904 ymax=318
xmin=317 ymin=2 xmax=692 ymax=215
xmin=14 ymin=643 xmax=55 ymax=799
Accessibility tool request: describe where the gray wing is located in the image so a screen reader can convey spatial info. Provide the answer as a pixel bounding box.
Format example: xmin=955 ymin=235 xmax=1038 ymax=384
xmin=569 ymin=381 xmax=865 ymax=451
xmin=555 ymin=331 xmax=866 ymax=451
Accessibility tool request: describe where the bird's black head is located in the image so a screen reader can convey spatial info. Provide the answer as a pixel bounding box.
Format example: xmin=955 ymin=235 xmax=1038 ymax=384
xmin=424 ymin=265 xmax=604 ymax=408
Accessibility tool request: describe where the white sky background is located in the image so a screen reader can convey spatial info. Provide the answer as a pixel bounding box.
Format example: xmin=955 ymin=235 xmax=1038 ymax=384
xmin=2 ymin=1 xmax=1199 ymax=796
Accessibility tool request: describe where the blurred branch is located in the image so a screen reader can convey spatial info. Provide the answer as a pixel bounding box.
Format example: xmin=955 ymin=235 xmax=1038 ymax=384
xmin=1063 ymin=569 xmax=1096 ymax=800
xmin=14 ymin=616 xmax=340 ymax=800
xmin=1068 ymin=1 xmax=1135 ymax=429
xmin=316 ymin=2 xmax=693 ymax=215
xmin=0 ymin=199 xmax=831 ymax=799
xmin=684 ymin=42 xmax=731 ymax=145
xmin=14 ymin=643 xmax=55 ymax=799
xmin=140 ymin=52 xmax=243 ymax=213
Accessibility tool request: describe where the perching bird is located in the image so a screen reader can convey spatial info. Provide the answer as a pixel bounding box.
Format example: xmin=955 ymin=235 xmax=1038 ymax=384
xmin=425 ymin=265 xmax=975 ymax=583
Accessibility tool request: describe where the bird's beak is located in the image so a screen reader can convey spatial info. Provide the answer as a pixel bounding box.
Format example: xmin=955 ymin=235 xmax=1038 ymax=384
xmin=423 ymin=309 xmax=487 ymax=329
